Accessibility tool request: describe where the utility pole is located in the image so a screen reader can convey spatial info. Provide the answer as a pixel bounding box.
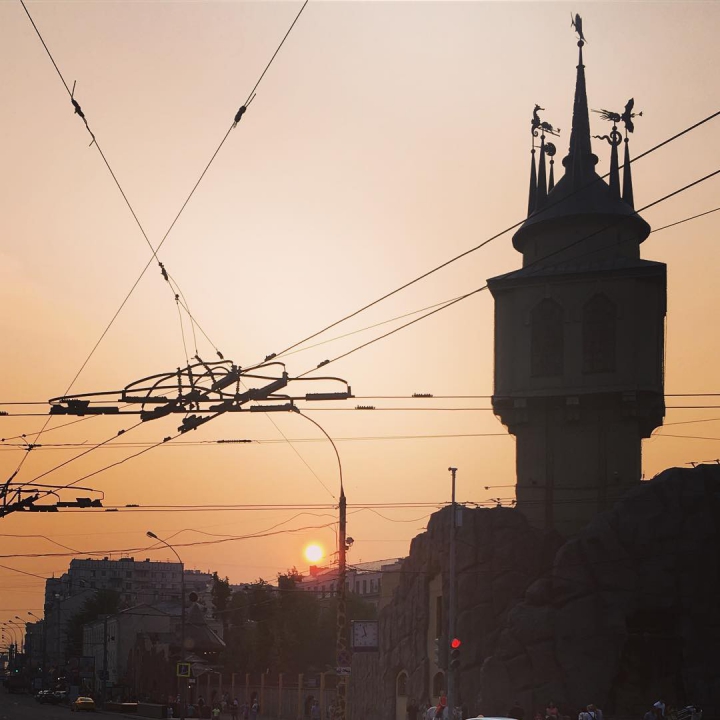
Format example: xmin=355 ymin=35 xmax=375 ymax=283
xmin=147 ymin=531 xmax=186 ymax=720
xmin=447 ymin=467 xmax=458 ymax=717
xmin=336 ymin=486 xmax=348 ymax=720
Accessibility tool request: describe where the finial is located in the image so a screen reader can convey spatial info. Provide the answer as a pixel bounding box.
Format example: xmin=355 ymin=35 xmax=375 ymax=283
xmin=528 ymin=105 xmax=561 ymax=214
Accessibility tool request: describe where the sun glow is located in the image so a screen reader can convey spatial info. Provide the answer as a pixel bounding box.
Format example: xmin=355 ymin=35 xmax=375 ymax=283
xmin=304 ymin=543 xmax=324 ymax=563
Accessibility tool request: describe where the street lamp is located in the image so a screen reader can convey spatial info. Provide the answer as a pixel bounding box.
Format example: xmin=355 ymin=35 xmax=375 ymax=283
xmin=147 ymin=530 xmax=186 ymax=720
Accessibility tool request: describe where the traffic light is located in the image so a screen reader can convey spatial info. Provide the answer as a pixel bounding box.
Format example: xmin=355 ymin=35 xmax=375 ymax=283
xmin=450 ymin=637 xmax=461 ymax=670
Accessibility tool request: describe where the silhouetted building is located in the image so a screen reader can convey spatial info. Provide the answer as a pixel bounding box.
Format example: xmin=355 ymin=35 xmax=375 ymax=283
xmin=489 ymin=36 xmax=666 ymax=535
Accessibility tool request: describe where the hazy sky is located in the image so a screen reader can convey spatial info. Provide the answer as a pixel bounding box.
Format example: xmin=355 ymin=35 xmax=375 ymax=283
xmin=1 ymin=1 xmax=719 ymax=623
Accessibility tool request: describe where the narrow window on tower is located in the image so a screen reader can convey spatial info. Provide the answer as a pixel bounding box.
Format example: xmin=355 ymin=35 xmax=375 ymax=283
xmin=582 ymin=294 xmax=616 ymax=373
xmin=531 ymin=298 xmax=564 ymax=376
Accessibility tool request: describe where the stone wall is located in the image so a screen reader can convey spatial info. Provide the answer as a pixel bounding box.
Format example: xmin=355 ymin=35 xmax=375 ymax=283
xmin=349 ymin=505 xmax=561 ymax=719
xmin=350 ymin=465 xmax=720 ymax=720
xmin=479 ymin=464 xmax=720 ymax=719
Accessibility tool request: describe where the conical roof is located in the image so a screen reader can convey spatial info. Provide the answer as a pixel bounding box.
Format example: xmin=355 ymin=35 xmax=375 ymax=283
xmin=513 ymin=40 xmax=649 ymax=254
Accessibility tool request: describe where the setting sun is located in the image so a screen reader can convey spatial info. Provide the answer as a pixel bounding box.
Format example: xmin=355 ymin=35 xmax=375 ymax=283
xmin=304 ymin=544 xmax=324 ymax=563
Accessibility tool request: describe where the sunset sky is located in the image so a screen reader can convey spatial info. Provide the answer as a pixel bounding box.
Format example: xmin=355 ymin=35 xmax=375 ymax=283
xmin=1 ymin=1 xmax=719 ymax=624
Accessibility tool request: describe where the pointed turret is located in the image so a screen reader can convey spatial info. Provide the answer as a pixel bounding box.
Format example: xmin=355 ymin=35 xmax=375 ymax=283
xmin=536 ymin=139 xmax=548 ymax=209
xmin=512 ymin=26 xmax=650 ymax=261
xmin=608 ymin=133 xmax=621 ymax=199
xmin=527 ymin=148 xmax=538 ymax=216
xmin=563 ymin=41 xmax=598 ymax=187
xmin=622 ymin=137 xmax=635 ymax=208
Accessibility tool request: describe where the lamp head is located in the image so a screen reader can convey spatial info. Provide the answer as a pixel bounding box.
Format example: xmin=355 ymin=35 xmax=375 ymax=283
xmin=146 ymin=531 xmax=158 ymax=539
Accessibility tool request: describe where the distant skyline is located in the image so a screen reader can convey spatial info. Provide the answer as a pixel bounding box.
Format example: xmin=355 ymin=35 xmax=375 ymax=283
xmin=1 ymin=1 xmax=719 ymax=622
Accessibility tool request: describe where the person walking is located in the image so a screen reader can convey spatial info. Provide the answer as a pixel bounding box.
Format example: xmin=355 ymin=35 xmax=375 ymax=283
xmin=231 ymin=698 xmax=239 ymax=720
xmin=425 ymin=700 xmax=437 ymax=720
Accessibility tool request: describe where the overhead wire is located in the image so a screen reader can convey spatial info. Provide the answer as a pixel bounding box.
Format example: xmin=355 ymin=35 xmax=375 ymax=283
xmin=268 ymin=109 xmax=720 ymax=363
xmin=296 ymin=166 xmax=720 ymax=378
xmin=7 ymin=31 xmax=716 ymax=508
xmin=278 ymin=201 xmax=720 ymax=362
xmin=12 ymin=0 xmax=310 ymax=490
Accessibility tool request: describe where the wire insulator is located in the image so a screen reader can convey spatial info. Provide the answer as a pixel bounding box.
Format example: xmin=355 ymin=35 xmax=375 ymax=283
xmin=233 ymin=106 xmax=247 ymax=126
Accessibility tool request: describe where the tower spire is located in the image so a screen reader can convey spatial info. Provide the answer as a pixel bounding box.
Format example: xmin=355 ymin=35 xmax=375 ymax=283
xmin=563 ymin=35 xmax=598 ymax=186
xmin=527 ymin=148 xmax=537 ymax=216
xmin=622 ymin=136 xmax=635 ymax=208
xmin=536 ymin=135 xmax=548 ymax=209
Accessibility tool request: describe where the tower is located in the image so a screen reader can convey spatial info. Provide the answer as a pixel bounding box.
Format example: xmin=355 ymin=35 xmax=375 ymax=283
xmin=488 ymin=29 xmax=666 ymax=536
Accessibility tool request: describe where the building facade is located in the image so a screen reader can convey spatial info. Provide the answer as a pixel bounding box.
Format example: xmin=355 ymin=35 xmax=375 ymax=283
xmin=488 ymin=35 xmax=666 ymax=536
xmin=43 ymin=557 xmax=215 ymax=672
xmin=299 ymin=559 xmax=403 ymax=610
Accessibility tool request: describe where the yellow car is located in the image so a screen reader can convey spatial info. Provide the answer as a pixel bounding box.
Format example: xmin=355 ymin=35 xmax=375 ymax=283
xmin=71 ymin=696 xmax=96 ymax=712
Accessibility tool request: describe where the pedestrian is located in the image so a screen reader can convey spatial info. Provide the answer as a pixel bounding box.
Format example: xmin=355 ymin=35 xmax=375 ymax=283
xmin=435 ymin=696 xmax=449 ymax=720
xmin=579 ymin=704 xmax=603 ymax=720
xmin=407 ymin=698 xmax=419 ymax=720
xmin=231 ymin=698 xmax=239 ymax=720
xmin=425 ymin=699 xmax=437 ymax=720
xmin=546 ymin=703 xmax=559 ymax=720
xmin=250 ymin=699 xmax=259 ymax=720
xmin=509 ymin=701 xmax=525 ymax=720
xmin=212 ymin=705 xmax=221 ymax=720
xmin=312 ymin=699 xmax=321 ymax=720
xmin=242 ymin=700 xmax=250 ymax=720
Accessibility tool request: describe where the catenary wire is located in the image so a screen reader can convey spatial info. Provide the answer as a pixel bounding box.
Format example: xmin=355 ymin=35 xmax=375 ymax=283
xmin=296 ymin=167 xmax=720 ymax=377
xmin=269 ymin=109 xmax=720 ymax=362
xmin=13 ymin=0 xmax=310 ymax=483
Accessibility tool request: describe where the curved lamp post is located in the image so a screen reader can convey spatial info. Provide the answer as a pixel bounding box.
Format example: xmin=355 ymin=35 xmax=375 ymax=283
xmin=147 ymin=531 xmax=185 ymax=720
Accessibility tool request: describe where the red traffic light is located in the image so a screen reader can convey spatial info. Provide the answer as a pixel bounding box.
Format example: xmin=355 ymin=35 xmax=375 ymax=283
xmin=451 ymin=638 xmax=461 ymax=649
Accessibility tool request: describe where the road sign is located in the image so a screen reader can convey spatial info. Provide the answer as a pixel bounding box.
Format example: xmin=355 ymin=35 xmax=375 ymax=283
xmin=177 ymin=662 xmax=191 ymax=678
xmin=336 ymin=666 xmax=351 ymax=676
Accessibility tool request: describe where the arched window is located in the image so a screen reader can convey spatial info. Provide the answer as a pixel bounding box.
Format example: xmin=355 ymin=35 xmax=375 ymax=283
xmin=531 ymin=298 xmax=564 ymax=377
xmin=396 ymin=671 xmax=408 ymax=697
xmin=432 ymin=671 xmax=445 ymax=698
xmin=583 ymin=294 xmax=616 ymax=373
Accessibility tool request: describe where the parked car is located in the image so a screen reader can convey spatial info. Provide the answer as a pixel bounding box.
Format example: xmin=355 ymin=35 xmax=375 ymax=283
xmin=71 ymin=696 xmax=96 ymax=712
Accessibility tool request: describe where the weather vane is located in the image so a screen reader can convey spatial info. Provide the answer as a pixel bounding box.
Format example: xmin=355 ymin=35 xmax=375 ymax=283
xmin=571 ymin=12 xmax=586 ymax=43
xmin=591 ymin=99 xmax=642 ymax=205
xmin=593 ymin=98 xmax=642 ymax=138
xmin=531 ymin=104 xmax=560 ymax=139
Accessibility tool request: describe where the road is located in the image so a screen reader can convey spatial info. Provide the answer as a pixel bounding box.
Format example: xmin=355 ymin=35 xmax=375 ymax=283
xmin=0 ymin=691 xmax=93 ymax=720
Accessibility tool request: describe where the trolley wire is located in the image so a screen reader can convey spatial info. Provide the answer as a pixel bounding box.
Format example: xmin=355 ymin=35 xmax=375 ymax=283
xmin=267 ymin=109 xmax=720 ymax=363
xmin=12 ymin=0 xmax=310 ymax=489
xmin=296 ymin=166 xmax=720 ymax=378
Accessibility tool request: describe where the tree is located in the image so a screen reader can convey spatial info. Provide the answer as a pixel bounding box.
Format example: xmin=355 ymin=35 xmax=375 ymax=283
xmin=211 ymin=572 xmax=232 ymax=618
xmin=65 ymin=589 xmax=121 ymax=661
xmin=218 ymin=570 xmax=376 ymax=675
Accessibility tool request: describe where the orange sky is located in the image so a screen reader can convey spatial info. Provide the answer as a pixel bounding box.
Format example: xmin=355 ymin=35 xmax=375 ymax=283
xmin=1 ymin=1 xmax=719 ymax=625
